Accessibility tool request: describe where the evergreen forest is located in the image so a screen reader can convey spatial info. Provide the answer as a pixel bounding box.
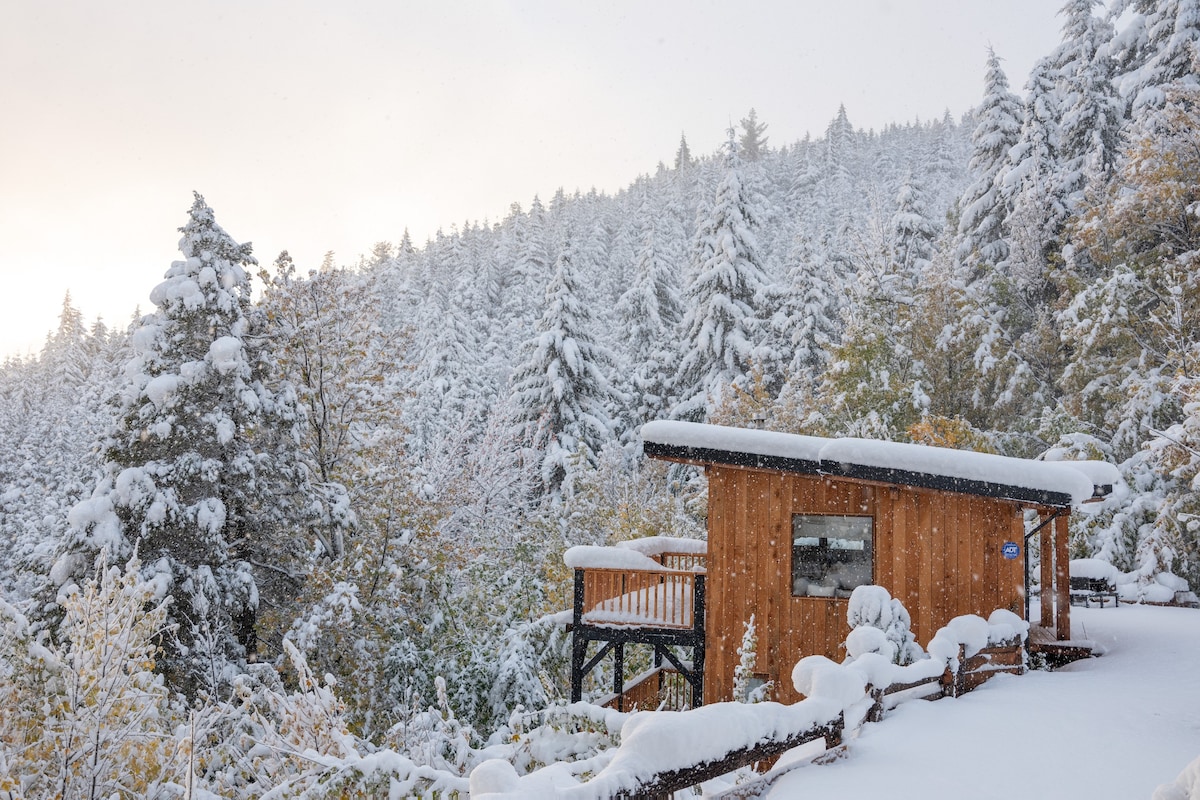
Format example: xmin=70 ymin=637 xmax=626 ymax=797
xmin=1 ymin=1 xmax=1199 ymax=794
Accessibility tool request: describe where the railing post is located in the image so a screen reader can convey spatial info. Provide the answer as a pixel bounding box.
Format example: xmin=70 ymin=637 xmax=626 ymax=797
xmin=573 ymin=569 xmax=585 ymax=627
xmin=692 ymin=574 xmax=706 ymax=707
xmin=614 ymin=641 xmax=625 ymax=711
xmin=570 ymin=569 xmax=586 ymax=703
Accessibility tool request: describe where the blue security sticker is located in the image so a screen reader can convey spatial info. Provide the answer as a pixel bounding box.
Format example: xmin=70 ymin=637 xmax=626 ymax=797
xmin=1001 ymin=541 xmax=1020 ymax=560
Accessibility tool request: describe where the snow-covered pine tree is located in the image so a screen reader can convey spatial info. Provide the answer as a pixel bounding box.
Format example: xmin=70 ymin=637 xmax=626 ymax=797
xmin=739 ymin=108 xmax=769 ymax=162
xmin=614 ymin=189 xmax=684 ymax=433
xmin=51 ymin=193 xmax=348 ymax=695
xmin=0 ymin=295 xmax=120 ymax=598
xmin=771 ymin=231 xmax=844 ymax=404
xmin=1052 ymin=0 xmax=1121 ymax=212
xmin=1142 ymin=377 xmax=1200 ymax=591
xmin=891 ymin=171 xmax=939 ymax=278
xmin=1002 ymin=56 xmax=1064 ymax=260
xmin=733 ymin=614 xmax=770 ymax=703
xmin=509 ymin=241 xmax=621 ymax=498
xmin=845 ymin=585 xmax=921 ymax=666
xmin=1113 ymin=0 xmax=1200 ymax=115
xmin=818 ymin=104 xmax=859 ymax=236
xmin=673 ymin=130 xmax=771 ymax=420
xmin=674 ymin=132 xmax=694 ymax=171
xmin=817 ymin=179 xmax=935 ymax=440
xmin=960 ymin=57 xmax=1067 ymax=427
xmin=401 ymin=250 xmax=487 ymax=458
xmin=1062 ymin=60 xmax=1200 ymax=460
xmin=956 ymin=47 xmax=1023 ymax=279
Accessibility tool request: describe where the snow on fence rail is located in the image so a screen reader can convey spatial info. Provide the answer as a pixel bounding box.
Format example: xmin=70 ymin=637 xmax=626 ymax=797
xmin=470 ymin=610 xmax=1028 ymax=799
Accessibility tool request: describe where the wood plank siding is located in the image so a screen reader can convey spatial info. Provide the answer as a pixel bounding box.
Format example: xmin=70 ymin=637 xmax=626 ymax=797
xmin=704 ymin=464 xmax=1026 ymax=706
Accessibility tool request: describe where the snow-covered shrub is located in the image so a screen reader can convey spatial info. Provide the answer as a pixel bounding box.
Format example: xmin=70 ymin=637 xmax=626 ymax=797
xmin=733 ymin=614 xmax=772 ymax=703
xmin=493 ymin=703 xmax=626 ymax=776
xmin=845 ymin=585 xmax=922 ymax=665
xmin=791 ymin=655 xmax=869 ymax=706
xmin=1121 ymin=571 xmax=1196 ymax=605
xmin=1154 ymin=753 xmax=1200 ymax=800
xmin=390 ymin=681 xmax=475 ymax=773
xmin=0 ymin=552 xmax=189 ymax=797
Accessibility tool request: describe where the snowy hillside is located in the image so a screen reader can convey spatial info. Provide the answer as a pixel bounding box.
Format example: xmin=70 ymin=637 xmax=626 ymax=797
xmin=1 ymin=0 xmax=1199 ymax=796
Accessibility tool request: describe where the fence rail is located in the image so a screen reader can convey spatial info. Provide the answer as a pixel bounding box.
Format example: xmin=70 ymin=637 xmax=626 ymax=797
xmin=609 ymin=635 xmax=1026 ymax=799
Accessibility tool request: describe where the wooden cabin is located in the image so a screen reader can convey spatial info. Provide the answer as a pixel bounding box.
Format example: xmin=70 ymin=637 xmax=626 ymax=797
xmin=567 ymin=421 xmax=1117 ymax=709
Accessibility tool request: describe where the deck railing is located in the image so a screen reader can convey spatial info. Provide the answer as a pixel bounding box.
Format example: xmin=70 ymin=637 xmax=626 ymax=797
xmin=600 ymin=665 xmax=693 ymax=712
xmin=579 ymin=567 xmax=699 ymax=629
xmin=569 ymin=546 xmax=708 ymax=709
xmin=656 ymin=551 xmax=707 ymax=572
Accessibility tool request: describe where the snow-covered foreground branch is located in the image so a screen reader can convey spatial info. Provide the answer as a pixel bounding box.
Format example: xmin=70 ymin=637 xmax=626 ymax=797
xmin=470 ymin=609 xmax=1028 ymax=798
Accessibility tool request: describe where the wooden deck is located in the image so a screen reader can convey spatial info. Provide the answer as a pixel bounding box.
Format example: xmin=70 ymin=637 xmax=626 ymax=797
xmin=1027 ymin=624 xmax=1097 ymax=667
xmin=570 ymin=552 xmax=707 ymax=710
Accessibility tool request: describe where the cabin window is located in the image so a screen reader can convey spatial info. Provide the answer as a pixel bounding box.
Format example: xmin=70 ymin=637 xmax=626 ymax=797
xmin=791 ymin=514 xmax=873 ymax=598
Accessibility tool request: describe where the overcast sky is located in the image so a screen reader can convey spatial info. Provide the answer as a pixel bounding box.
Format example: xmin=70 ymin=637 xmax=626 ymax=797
xmin=0 ymin=0 xmax=1067 ymax=359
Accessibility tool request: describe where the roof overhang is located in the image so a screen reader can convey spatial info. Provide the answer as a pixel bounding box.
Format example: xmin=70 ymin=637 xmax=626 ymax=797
xmin=642 ymin=421 xmax=1118 ymax=509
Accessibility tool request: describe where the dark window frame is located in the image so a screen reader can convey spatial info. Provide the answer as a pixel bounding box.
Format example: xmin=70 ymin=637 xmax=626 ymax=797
xmin=790 ymin=514 xmax=874 ymax=599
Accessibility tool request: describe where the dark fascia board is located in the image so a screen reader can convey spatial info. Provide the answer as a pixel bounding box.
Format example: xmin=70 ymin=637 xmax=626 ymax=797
xmin=643 ymin=440 xmax=1075 ymax=509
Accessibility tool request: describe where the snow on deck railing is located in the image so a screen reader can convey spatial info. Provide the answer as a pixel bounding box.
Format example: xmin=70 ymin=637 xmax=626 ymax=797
xmin=564 ymin=540 xmax=707 ymax=573
xmin=564 ymin=542 xmax=707 ymax=630
xmin=614 ymin=536 xmax=707 ymax=557
xmin=470 ymin=610 xmax=1029 ymax=799
xmin=564 ymin=545 xmax=679 ymax=573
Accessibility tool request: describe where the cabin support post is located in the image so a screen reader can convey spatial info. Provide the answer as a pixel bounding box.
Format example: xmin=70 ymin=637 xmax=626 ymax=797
xmin=613 ymin=642 xmax=625 ymax=710
xmin=1055 ymin=512 xmax=1071 ymax=640
xmin=570 ymin=570 xmax=586 ymax=702
xmin=1025 ymin=508 xmax=1067 ymax=626
xmin=1040 ymin=514 xmax=1055 ymax=630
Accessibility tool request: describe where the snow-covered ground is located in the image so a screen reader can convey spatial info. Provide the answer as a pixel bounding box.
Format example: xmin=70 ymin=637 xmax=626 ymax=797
xmin=766 ymin=603 xmax=1200 ymax=799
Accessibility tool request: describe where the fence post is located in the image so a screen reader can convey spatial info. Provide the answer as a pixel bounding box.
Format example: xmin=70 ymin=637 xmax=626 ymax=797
xmin=953 ymin=644 xmax=966 ymax=698
xmin=867 ymin=685 xmax=885 ymax=723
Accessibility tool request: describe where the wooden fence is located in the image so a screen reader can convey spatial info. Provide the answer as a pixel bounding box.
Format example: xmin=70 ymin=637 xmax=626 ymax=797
xmin=612 ymin=635 xmax=1025 ymax=799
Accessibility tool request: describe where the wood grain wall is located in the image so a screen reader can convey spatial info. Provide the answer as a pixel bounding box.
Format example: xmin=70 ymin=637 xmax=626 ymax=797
xmin=704 ymin=465 xmax=1029 ymax=705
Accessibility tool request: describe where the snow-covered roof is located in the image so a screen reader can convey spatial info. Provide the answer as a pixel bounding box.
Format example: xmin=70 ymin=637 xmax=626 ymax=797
xmin=642 ymin=421 xmax=1119 ymax=508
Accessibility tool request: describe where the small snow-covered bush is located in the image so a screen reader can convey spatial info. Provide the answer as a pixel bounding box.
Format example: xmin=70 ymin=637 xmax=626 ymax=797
xmin=1154 ymin=753 xmax=1200 ymax=800
xmin=733 ymin=614 xmax=772 ymax=702
xmin=845 ymin=585 xmax=922 ymax=665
